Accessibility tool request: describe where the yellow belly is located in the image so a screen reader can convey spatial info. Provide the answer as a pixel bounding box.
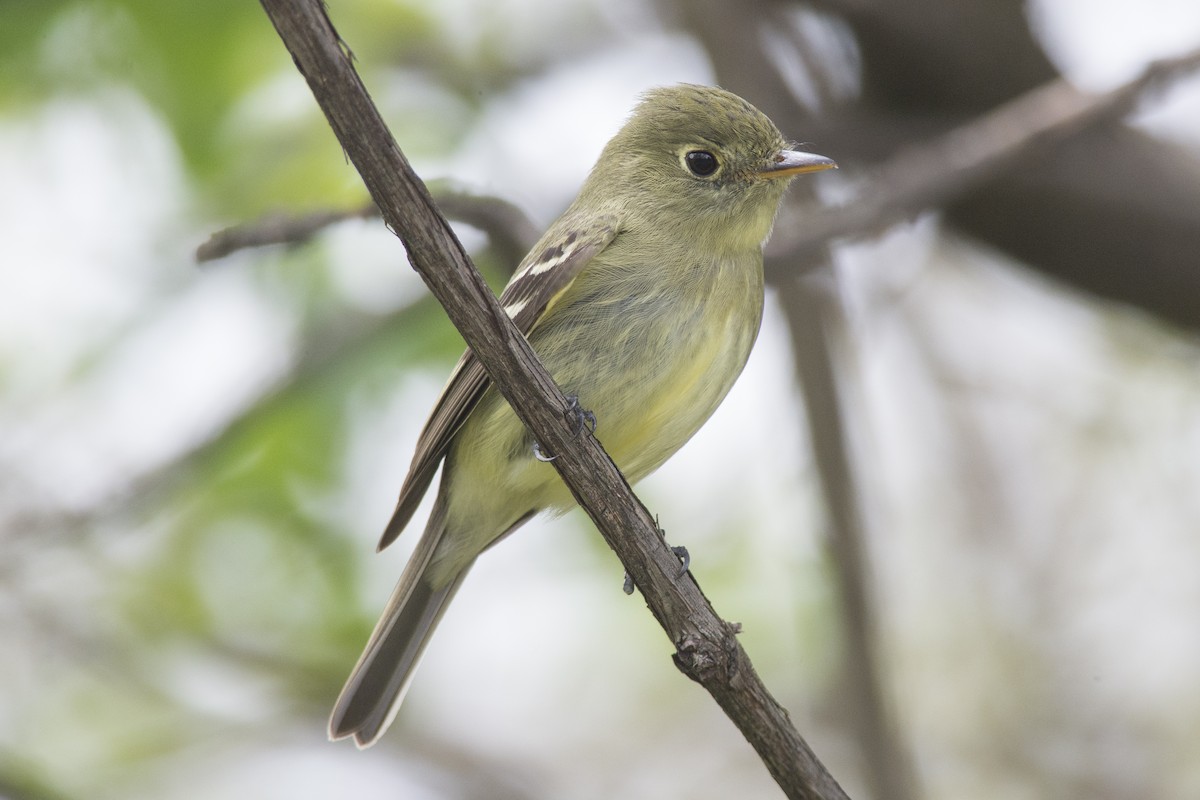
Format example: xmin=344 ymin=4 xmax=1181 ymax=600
xmin=432 ymin=252 xmax=763 ymax=580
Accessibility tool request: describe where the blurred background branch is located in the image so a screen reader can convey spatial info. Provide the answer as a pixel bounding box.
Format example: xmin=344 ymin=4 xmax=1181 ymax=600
xmin=196 ymin=182 xmax=539 ymax=270
xmin=769 ymin=46 xmax=1200 ymax=262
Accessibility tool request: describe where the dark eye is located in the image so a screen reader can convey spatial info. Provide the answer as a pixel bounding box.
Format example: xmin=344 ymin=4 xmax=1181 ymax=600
xmin=684 ymin=150 xmax=718 ymax=177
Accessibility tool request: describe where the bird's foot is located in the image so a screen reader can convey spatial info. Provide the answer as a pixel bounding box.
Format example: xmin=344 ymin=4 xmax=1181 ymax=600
xmin=623 ymin=520 xmax=690 ymax=595
xmin=565 ymin=394 xmax=597 ymax=437
xmin=532 ymin=395 xmax=596 ymax=461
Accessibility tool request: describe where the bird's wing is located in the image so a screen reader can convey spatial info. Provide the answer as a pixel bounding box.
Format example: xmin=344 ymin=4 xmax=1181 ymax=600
xmin=377 ymin=214 xmax=620 ymax=549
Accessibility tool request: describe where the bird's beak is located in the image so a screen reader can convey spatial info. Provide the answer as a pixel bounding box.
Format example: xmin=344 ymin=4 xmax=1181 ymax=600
xmin=759 ymin=149 xmax=838 ymax=179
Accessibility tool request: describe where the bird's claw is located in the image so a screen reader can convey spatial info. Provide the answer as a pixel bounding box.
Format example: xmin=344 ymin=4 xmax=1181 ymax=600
xmin=565 ymin=394 xmax=597 ymax=437
xmin=622 ymin=521 xmax=689 ymax=595
xmin=670 ymin=544 xmax=691 ymax=578
xmin=531 ymin=396 xmax=596 ymax=462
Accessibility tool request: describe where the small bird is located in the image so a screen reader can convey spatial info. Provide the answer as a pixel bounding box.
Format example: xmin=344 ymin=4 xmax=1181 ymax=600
xmin=329 ymin=83 xmax=835 ymax=747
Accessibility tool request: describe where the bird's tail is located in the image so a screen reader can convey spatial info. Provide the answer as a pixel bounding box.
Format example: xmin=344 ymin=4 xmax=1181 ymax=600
xmin=328 ymin=496 xmax=470 ymax=748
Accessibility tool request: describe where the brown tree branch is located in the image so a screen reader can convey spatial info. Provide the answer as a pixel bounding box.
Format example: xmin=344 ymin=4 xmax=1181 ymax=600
xmin=431 ymin=183 xmax=541 ymax=268
xmin=196 ymin=183 xmax=539 ymax=271
xmin=782 ymin=0 xmax=1200 ymax=332
xmin=257 ymin=1 xmax=850 ymax=798
xmin=195 ymin=207 xmax=374 ymax=262
xmin=767 ymin=46 xmax=1200 ymax=263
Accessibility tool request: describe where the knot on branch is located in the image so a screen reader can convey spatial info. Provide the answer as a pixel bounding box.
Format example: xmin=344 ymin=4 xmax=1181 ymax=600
xmin=671 ymin=622 xmax=743 ymax=686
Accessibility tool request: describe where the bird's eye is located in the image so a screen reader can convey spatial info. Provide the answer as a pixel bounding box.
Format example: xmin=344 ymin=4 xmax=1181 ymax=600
xmin=684 ymin=150 xmax=719 ymax=177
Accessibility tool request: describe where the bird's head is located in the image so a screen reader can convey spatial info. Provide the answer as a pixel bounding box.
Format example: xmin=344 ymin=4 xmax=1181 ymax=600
xmin=582 ymin=84 xmax=836 ymax=253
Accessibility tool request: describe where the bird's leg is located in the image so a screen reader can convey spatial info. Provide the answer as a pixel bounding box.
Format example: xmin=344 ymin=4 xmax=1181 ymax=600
xmin=564 ymin=394 xmax=597 ymax=437
xmin=623 ymin=518 xmax=690 ymax=595
xmin=532 ymin=395 xmax=596 ymax=461
xmin=671 ymin=544 xmax=691 ymax=576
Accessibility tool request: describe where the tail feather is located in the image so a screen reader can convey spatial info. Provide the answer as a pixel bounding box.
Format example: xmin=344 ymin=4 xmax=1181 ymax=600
xmin=328 ymin=497 xmax=471 ymax=748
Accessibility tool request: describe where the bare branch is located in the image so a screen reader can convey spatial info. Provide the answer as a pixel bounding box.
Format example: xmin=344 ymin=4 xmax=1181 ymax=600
xmin=775 ymin=273 xmax=918 ymax=800
xmin=196 ymin=184 xmax=539 ymax=272
xmin=769 ymin=47 xmax=1200 ymax=261
xmin=429 ymin=182 xmax=540 ymax=268
xmin=257 ymin=1 xmax=851 ymax=798
xmin=195 ymin=207 xmax=374 ymax=262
